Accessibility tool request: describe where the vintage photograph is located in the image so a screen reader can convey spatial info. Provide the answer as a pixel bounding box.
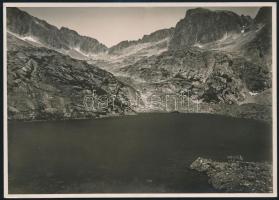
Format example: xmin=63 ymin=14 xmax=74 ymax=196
xmin=3 ymin=2 xmax=277 ymax=198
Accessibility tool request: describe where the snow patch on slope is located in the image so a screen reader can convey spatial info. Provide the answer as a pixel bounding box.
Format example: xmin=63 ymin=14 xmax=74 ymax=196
xmin=249 ymin=91 xmax=259 ymax=96
xmin=7 ymin=31 xmax=43 ymax=47
xmin=193 ymin=43 xmax=204 ymax=48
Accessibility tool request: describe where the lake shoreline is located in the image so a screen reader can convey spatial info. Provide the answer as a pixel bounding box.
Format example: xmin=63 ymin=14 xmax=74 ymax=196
xmin=7 ymin=111 xmax=271 ymax=125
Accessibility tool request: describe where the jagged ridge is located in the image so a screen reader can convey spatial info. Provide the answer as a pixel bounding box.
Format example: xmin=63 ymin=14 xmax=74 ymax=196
xmin=7 ymin=7 xmax=108 ymax=55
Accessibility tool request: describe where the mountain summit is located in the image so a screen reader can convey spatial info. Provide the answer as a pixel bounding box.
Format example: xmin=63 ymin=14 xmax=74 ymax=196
xmin=169 ymin=8 xmax=253 ymax=49
xmin=254 ymin=7 xmax=272 ymax=25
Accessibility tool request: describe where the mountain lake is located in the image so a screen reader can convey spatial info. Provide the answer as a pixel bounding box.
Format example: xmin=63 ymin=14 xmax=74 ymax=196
xmin=8 ymin=113 xmax=272 ymax=194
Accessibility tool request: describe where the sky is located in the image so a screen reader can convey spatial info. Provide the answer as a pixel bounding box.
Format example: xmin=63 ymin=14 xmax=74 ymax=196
xmin=19 ymin=7 xmax=260 ymax=47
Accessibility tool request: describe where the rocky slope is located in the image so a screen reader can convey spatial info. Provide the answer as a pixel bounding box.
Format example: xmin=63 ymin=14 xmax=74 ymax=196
xmin=7 ymin=33 xmax=140 ymax=120
xmin=7 ymin=7 xmax=108 ymax=57
xmin=120 ymin=47 xmax=271 ymax=103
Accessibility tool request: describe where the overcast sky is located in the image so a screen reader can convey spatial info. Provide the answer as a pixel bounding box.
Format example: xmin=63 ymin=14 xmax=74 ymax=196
xmin=20 ymin=7 xmax=260 ymax=47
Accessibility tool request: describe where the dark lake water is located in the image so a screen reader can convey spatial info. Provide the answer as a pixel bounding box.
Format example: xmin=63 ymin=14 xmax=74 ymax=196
xmin=8 ymin=113 xmax=272 ymax=194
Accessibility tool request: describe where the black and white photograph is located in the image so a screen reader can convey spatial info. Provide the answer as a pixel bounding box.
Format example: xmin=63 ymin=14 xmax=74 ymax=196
xmin=3 ymin=2 xmax=277 ymax=198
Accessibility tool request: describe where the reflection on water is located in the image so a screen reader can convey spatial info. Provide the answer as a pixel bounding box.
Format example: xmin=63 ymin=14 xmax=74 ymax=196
xmin=8 ymin=113 xmax=272 ymax=194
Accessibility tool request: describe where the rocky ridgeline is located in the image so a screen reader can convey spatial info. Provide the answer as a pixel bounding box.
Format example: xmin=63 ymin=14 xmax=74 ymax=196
xmin=108 ymin=28 xmax=174 ymax=54
xmin=190 ymin=157 xmax=272 ymax=193
xmin=7 ymin=34 xmax=139 ymax=120
xmin=7 ymin=8 xmax=108 ymax=55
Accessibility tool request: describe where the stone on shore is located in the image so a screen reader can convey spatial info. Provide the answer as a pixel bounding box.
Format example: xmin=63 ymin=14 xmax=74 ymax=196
xmin=190 ymin=157 xmax=272 ymax=193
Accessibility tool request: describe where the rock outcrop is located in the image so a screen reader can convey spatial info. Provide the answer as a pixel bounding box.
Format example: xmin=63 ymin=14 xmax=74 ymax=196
xmin=190 ymin=157 xmax=272 ymax=193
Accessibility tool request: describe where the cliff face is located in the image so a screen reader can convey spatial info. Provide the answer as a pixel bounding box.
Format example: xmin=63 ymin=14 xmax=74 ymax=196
xmin=7 ymin=34 xmax=139 ymax=120
xmin=7 ymin=8 xmax=108 ymax=55
xmin=169 ymin=8 xmax=253 ymax=50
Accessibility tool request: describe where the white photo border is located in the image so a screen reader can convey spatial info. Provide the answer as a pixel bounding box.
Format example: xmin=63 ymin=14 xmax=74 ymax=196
xmin=3 ymin=2 xmax=277 ymax=198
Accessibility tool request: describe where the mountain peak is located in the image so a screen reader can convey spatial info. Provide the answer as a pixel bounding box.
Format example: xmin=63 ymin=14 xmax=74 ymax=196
xmin=185 ymin=7 xmax=239 ymax=18
xmin=169 ymin=8 xmax=253 ymax=49
xmin=185 ymin=7 xmax=211 ymax=16
xmin=254 ymin=7 xmax=272 ymax=25
xmin=60 ymin=26 xmax=79 ymax=35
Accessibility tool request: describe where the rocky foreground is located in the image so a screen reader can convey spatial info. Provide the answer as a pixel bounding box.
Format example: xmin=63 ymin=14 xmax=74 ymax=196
xmin=190 ymin=157 xmax=272 ymax=193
